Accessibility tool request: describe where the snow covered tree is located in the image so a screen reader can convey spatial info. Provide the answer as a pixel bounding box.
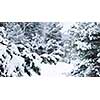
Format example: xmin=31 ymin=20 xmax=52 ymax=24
xmin=3 ymin=22 xmax=64 ymax=56
xmin=0 ymin=23 xmax=63 ymax=77
xmin=3 ymin=22 xmax=45 ymax=54
xmin=0 ymin=26 xmax=42 ymax=77
xmin=69 ymin=22 xmax=100 ymax=77
xmin=43 ymin=22 xmax=64 ymax=60
xmin=62 ymin=24 xmax=79 ymax=64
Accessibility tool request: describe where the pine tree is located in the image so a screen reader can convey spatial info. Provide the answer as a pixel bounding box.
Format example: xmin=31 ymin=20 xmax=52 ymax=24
xmin=63 ymin=23 xmax=79 ymax=64
xmin=0 ymin=22 xmax=65 ymax=77
xmin=43 ymin=22 xmax=64 ymax=59
xmin=69 ymin=22 xmax=100 ymax=77
xmin=0 ymin=26 xmax=42 ymax=77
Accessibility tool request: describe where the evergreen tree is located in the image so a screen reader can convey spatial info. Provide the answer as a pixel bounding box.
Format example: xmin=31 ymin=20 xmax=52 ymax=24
xmin=63 ymin=23 xmax=79 ymax=64
xmin=44 ymin=22 xmax=64 ymax=59
xmin=69 ymin=22 xmax=100 ymax=77
xmin=0 ymin=26 xmax=42 ymax=77
xmin=0 ymin=22 xmax=64 ymax=77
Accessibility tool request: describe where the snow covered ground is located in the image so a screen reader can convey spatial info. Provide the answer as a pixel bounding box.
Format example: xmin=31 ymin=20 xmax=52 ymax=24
xmin=31 ymin=62 xmax=75 ymax=79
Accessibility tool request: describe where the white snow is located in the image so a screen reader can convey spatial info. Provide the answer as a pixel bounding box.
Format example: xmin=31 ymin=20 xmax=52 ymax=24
xmin=97 ymin=53 xmax=100 ymax=57
xmin=97 ymin=58 xmax=100 ymax=63
xmin=0 ymin=36 xmax=75 ymax=77
xmin=0 ymin=27 xmax=6 ymax=37
xmin=6 ymin=54 xmax=25 ymax=76
xmin=32 ymin=62 xmax=75 ymax=79
xmin=0 ymin=23 xmax=77 ymax=77
xmin=61 ymin=22 xmax=75 ymax=34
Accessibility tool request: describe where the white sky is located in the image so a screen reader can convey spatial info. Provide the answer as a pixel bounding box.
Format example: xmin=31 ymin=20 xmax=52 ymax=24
xmin=61 ymin=22 xmax=75 ymax=34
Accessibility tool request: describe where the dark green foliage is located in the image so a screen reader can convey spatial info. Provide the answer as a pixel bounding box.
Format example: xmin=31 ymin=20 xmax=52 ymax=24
xmin=31 ymin=62 xmax=41 ymax=75
xmin=6 ymin=50 xmax=13 ymax=60
xmin=0 ymin=64 xmax=4 ymax=73
xmin=2 ymin=54 xmax=6 ymax=59
xmin=41 ymin=56 xmax=57 ymax=65
xmin=47 ymin=48 xmax=54 ymax=54
xmin=24 ymin=66 xmax=31 ymax=76
xmin=35 ymin=46 xmax=46 ymax=55
xmin=32 ymin=67 xmax=41 ymax=75
xmin=79 ymin=65 xmax=88 ymax=71
xmin=17 ymin=47 xmax=24 ymax=52
xmin=0 ymin=58 xmax=3 ymax=63
xmin=87 ymin=70 xmax=99 ymax=77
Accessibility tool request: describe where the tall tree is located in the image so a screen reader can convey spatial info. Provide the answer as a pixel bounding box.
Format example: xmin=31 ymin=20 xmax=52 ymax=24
xmin=69 ymin=22 xmax=100 ymax=77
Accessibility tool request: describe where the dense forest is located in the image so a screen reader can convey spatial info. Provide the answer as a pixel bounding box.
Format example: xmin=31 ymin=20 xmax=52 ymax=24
xmin=0 ymin=22 xmax=100 ymax=77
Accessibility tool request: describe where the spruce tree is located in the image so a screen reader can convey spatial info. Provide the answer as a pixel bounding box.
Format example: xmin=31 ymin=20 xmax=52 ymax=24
xmin=70 ymin=22 xmax=100 ymax=77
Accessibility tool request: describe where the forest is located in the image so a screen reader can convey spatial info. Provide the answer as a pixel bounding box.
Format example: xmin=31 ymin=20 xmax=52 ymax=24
xmin=0 ymin=22 xmax=100 ymax=77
